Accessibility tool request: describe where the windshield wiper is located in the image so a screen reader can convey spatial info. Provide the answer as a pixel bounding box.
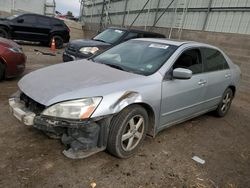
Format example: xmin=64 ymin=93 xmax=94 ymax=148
xmin=93 ymin=38 xmax=109 ymax=43
xmin=102 ymin=63 xmax=126 ymax=71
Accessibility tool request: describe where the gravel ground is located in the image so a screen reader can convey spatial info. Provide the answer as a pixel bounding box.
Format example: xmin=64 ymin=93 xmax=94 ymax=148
xmin=0 ymin=45 xmax=250 ymax=188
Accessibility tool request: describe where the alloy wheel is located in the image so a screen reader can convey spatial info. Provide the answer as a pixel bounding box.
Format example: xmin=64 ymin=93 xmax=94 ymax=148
xmin=221 ymin=92 xmax=232 ymax=113
xmin=121 ymin=115 xmax=144 ymax=151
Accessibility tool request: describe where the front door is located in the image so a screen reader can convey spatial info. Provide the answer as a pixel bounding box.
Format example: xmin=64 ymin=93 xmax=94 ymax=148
xmin=160 ymin=48 xmax=207 ymax=128
xmin=11 ymin=15 xmax=37 ymax=41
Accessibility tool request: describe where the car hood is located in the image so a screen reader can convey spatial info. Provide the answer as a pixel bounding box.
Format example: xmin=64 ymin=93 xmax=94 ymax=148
xmin=0 ymin=37 xmax=20 ymax=48
xmin=69 ymin=39 xmax=111 ymax=49
xmin=18 ymin=60 xmax=144 ymax=106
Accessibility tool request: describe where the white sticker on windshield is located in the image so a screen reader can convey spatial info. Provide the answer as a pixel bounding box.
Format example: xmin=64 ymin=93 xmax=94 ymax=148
xmin=115 ymin=29 xmax=123 ymax=33
xmin=149 ymin=44 xmax=169 ymax=49
xmin=146 ymin=64 xmax=153 ymax=69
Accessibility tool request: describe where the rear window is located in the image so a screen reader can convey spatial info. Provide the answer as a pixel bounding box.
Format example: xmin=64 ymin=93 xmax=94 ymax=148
xmin=202 ymin=48 xmax=229 ymax=72
xmin=93 ymin=29 xmax=126 ymax=44
xmin=52 ymin=19 xmax=64 ymax=26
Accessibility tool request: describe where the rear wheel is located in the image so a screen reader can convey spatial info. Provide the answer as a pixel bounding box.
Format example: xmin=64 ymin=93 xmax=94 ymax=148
xmin=215 ymin=88 xmax=233 ymax=117
xmin=50 ymin=35 xmax=64 ymax=49
xmin=0 ymin=62 xmax=6 ymax=81
xmin=0 ymin=28 xmax=9 ymax=38
xmin=107 ymin=105 xmax=148 ymax=158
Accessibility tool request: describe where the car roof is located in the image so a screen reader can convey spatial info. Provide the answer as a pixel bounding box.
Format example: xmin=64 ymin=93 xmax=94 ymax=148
xmin=18 ymin=13 xmax=61 ymax=21
xmin=133 ymin=38 xmax=219 ymax=49
xmin=107 ymin=27 xmax=165 ymax=37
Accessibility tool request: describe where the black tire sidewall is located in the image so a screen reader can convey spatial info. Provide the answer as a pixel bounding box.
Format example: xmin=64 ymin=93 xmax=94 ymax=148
xmin=216 ymin=88 xmax=233 ymax=117
xmin=108 ymin=105 xmax=148 ymax=158
xmin=0 ymin=28 xmax=9 ymax=39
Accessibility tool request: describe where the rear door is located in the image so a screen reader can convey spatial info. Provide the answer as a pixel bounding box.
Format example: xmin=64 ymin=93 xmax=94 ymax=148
xmin=35 ymin=16 xmax=52 ymax=42
xmin=200 ymin=47 xmax=232 ymax=108
xmin=160 ymin=48 xmax=207 ymax=128
xmin=11 ymin=15 xmax=37 ymax=41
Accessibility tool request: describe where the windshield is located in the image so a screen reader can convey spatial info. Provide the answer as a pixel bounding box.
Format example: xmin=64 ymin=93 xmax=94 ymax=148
xmin=6 ymin=15 xmax=19 ymax=20
xmin=93 ymin=40 xmax=178 ymax=76
xmin=93 ymin=28 xmax=126 ymax=44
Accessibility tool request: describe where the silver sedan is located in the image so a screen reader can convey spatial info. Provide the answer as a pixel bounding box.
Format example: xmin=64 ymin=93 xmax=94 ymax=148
xmin=9 ymin=38 xmax=241 ymax=159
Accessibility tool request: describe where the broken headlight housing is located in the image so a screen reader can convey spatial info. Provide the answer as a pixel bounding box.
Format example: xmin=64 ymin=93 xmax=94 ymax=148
xmin=42 ymin=97 xmax=102 ymax=120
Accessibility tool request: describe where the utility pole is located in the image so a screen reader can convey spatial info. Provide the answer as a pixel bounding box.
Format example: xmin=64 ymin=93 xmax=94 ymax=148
xmin=99 ymin=0 xmax=106 ymax=32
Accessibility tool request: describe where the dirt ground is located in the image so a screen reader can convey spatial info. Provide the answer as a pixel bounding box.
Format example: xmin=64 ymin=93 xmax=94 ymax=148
xmin=0 ymin=44 xmax=250 ymax=188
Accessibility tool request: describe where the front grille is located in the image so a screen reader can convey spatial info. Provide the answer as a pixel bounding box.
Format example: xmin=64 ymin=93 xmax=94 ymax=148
xmin=20 ymin=93 xmax=45 ymax=114
xmin=67 ymin=45 xmax=77 ymax=53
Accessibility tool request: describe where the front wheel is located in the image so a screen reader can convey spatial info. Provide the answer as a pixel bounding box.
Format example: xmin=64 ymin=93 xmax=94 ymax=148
xmin=215 ymin=88 xmax=234 ymax=117
xmin=0 ymin=28 xmax=9 ymax=38
xmin=107 ymin=105 xmax=148 ymax=158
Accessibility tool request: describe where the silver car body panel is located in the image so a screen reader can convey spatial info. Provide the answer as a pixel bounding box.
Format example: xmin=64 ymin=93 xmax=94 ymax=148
xmin=17 ymin=39 xmax=241 ymax=136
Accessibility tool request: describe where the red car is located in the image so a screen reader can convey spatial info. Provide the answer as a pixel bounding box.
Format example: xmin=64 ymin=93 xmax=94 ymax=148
xmin=0 ymin=37 xmax=26 ymax=80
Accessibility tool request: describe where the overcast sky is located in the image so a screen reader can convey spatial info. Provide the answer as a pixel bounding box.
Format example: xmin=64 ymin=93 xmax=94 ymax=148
xmin=55 ymin=0 xmax=81 ymax=16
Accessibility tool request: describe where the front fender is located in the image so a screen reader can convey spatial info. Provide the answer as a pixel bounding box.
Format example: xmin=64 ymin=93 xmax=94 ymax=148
xmin=92 ymin=91 xmax=143 ymax=117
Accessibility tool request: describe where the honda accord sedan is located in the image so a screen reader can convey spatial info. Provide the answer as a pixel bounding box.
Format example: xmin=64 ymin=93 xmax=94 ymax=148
xmin=9 ymin=39 xmax=241 ymax=159
xmin=0 ymin=37 xmax=26 ymax=80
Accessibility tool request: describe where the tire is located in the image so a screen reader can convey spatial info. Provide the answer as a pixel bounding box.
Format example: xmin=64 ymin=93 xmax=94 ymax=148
xmin=0 ymin=28 xmax=9 ymax=38
xmin=0 ymin=62 xmax=5 ymax=81
xmin=107 ymin=105 xmax=148 ymax=158
xmin=50 ymin=35 xmax=64 ymax=49
xmin=215 ymin=88 xmax=234 ymax=117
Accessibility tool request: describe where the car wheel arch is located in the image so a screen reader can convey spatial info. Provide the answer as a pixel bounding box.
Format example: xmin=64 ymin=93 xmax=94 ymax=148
xmin=113 ymin=102 xmax=156 ymax=137
xmin=228 ymin=85 xmax=236 ymax=97
xmin=0 ymin=25 xmax=10 ymax=31
xmin=0 ymin=26 xmax=10 ymax=38
xmin=50 ymin=32 xmax=63 ymax=40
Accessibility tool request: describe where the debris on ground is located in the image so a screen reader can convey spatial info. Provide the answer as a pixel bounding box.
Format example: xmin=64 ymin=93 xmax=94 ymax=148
xmin=34 ymin=49 xmax=56 ymax=56
xmin=192 ymin=156 xmax=205 ymax=164
xmin=90 ymin=182 xmax=97 ymax=188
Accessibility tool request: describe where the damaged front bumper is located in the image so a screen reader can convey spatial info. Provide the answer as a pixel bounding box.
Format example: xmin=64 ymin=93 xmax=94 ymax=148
xmin=9 ymin=93 xmax=111 ymax=159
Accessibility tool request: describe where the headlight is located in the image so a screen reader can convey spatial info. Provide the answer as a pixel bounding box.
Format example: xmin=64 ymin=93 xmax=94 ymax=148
xmin=9 ymin=47 xmax=23 ymax=53
xmin=42 ymin=97 xmax=102 ymax=120
xmin=79 ymin=47 xmax=99 ymax=55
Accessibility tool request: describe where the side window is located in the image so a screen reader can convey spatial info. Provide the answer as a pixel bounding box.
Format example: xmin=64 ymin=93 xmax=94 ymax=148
xmin=202 ymin=48 xmax=229 ymax=72
xmin=21 ymin=15 xmax=36 ymax=24
xmin=173 ymin=49 xmax=203 ymax=74
xmin=37 ymin=17 xmax=51 ymax=26
xmin=123 ymin=32 xmax=139 ymax=41
xmin=52 ymin=19 xmax=63 ymax=26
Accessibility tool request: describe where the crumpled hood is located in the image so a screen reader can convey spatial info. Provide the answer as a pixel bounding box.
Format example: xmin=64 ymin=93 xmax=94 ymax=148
xmin=18 ymin=60 xmax=143 ymax=106
xmin=69 ymin=39 xmax=110 ymax=49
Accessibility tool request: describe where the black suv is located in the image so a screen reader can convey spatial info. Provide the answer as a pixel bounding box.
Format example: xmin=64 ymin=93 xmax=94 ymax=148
xmin=63 ymin=27 xmax=165 ymax=62
xmin=0 ymin=13 xmax=70 ymax=48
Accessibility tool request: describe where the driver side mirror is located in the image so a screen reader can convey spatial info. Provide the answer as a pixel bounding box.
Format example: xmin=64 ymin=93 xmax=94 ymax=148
xmin=17 ymin=18 xmax=24 ymax=23
xmin=173 ymin=68 xmax=192 ymax=79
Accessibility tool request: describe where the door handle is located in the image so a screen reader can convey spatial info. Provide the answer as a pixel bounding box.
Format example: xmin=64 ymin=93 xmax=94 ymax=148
xmin=198 ymin=79 xmax=207 ymax=85
xmin=225 ymin=73 xmax=231 ymax=78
